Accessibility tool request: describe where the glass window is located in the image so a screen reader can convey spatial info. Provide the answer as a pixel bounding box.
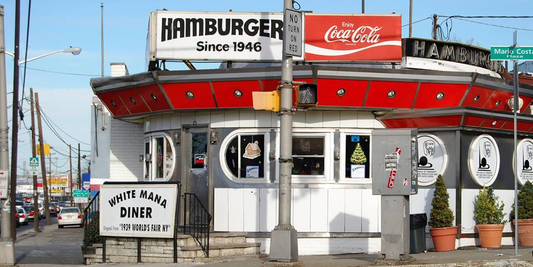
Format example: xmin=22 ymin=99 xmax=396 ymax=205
xmin=292 ymin=136 xmax=325 ymax=176
xmin=144 ymin=134 xmax=176 ymax=181
xmin=191 ymin=132 xmax=207 ymax=169
xmin=222 ymin=131 xmax=267 ymax=180
xmin=344 ymin=135 xmax=371 ymax=179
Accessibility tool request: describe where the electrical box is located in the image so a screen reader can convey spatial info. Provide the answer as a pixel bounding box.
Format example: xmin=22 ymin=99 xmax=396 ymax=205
xmin=252 ymin=91 xmax=280 ymax=112
xmin=372 ymin=129 xmax=418 ymax=196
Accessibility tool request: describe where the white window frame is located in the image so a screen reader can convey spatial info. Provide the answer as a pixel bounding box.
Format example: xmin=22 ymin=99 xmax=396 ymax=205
xmin=143 ymin=133 xmax=176 ymax=181
xmin=219 ymin=129 xmax=271 ymax=184
xmin=275 ymin=129 xmax=334 ymax=183
xmin=339 ymin=130 xmax=373 ymax=184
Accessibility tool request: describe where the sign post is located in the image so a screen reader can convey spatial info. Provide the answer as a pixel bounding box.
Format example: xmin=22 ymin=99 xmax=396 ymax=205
xmin=29 ymin=157 xmax=39 ymax=176
xmin=73 ymin=189 xmax=89 ymax=204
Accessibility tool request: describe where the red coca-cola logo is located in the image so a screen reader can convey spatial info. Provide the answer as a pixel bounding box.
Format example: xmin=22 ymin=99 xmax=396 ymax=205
xmin=304 ymin=15 xmax=401 ymax=61
xmin=324 ymin=25 xmax=382 ymax=44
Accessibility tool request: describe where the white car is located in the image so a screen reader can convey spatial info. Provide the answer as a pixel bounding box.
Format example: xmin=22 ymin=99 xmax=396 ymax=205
xmin=17 ymin=207 xmax=28 ymax=225
xmin=58 ymin=207 xmax=83 ymax=228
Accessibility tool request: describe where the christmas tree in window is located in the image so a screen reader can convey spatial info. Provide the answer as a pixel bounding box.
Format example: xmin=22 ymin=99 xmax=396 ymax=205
xmin=350 ymin=143 xmax=367 ymax=178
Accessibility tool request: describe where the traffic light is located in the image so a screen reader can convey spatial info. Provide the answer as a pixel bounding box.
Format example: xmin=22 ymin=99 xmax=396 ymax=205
xmin=296 ymin=83 xmax=318 ymax=106
xmin=252 ymin=90 xmax=280 ymax=112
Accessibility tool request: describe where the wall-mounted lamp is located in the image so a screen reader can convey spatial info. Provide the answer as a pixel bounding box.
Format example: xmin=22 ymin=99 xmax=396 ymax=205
xmin=334 ymin=148 xmax=340 ymax=161
xmin=139 ymin=155 xmax=144 ymax=162
xmin=210 ymin=131 xmax=219 ymax=144
xmin=174 ymin=132 xmax=181 ymax=145
xmin=145 ymin=154 xmax=152 ymax=162
xmin=269 ymin=150 xmax=276 ymax=161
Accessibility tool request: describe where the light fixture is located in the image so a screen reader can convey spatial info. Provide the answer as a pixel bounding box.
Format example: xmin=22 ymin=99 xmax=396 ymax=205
xmin=334 ymin=148 xmax=340 ymax=160
xmin=495 ymin=100 xmax=501 ymax=107
xmin=337 ymin=88 xmax=346 ymax=97
xmin=139 ymin=155 xmax=144 ymax=162
xmin=174 ymin=132 xmax=181 ymax=145
xmin=473 ymin=95 xmax=480 ymax=103
xmin=436 ymin=92 xmax=445 ymax=100
xmin=110 ymin=100 xmax=117 ymax=107
xmin=234 ymin=89 xmax=243 ymax=98
xmin=269 ymin=150 xmax=276 ymax=161
xmin=151 ymin=94 xmax=157 ymax=101
xmin=130 ymin=97 xmax=136 ymax=105
xmin=185 ymin=91 xmax=194 ymax=99
xmin=387 ymin=90 xmax=396 ymax=98
xmin=491 ymin=120 xmax=497 ymax=126
xmin=210 ymin=131 xmax=219 ymax=144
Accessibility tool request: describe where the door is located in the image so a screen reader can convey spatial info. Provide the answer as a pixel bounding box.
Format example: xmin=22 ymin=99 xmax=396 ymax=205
xmin=182 ymin=128 xmax=209 ymax=209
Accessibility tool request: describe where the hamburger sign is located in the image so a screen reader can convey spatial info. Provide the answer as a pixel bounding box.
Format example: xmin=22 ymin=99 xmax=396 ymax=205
xmin=148 ymin=11 xmax=401 ymax=62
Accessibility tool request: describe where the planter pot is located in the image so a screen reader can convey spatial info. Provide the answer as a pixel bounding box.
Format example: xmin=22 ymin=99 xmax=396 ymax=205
xmin=430 ymin=226 xmax=457 ymax=252
xmin=476 ymin=224 xmax=504 ymax=248
xmin=513 ymin=219 xmax=533 ymax=247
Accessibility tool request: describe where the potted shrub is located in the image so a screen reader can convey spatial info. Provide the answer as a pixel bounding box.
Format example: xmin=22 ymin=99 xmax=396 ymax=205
xmin=428 ymin=174 xmax=457 ymax=252
xmin=473 ymin=186 xmax=506 ymax=248
xmin=511 ymin=180 xmax=533 ymax=247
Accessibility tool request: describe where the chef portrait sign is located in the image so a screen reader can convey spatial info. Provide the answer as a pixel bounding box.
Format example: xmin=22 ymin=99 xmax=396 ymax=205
xmin=468 ymin=135 xmax=500 ymax=187
xmin=304 ymin=14 xmax=402 ymax=61
xmin=100 ymin=183 xmax=178 ymax=238
xmin=417 ymin=134 xmax=448 ymax=186
xmin=515 ymin=138 xmax=533 ymax=185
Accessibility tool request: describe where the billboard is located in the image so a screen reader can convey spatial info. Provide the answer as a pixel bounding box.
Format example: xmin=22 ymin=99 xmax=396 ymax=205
xmin=99 ymin=183 xmax=178 ymax=238
xmin=148 ymin=11 xmax=402 ymax=62
xmin=150 ymin=11 xmax=284 ymax=61
xmin=304 ymin=14 xmax=401 ymax=61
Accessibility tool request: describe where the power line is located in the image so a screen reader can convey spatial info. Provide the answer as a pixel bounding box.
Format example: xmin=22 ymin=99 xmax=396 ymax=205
xmin=24 ymin=66 xmax=100 ymax=77
xmin=439 ymin=15 xmax=533 ymax=19
xmin=453 ymin=17 xmax=533 ymax=32
xmin=37 ymin=102 xmax=90 ymax=146
xmin=402 ymin=16 xmax=431 ymax=27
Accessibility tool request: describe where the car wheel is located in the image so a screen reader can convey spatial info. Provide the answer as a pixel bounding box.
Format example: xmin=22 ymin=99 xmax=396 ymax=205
xmin=79 ymin=224 xmax=83 ymax=228
xmin=58 ymin=225 xmax=63 ymax=229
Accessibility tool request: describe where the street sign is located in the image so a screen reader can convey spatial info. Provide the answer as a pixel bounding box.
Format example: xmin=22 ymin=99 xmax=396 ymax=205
xmin=0 ymin=169 xmax=8 ymax=199
xmin=73 ymin=189 xmax=89 ymax=203
xmin=283 ymin=9 xmax=303 ymax=57
xmin=29 ymin=157 xmax=39 ymax=176
xmin=491 ymin=46 xmax=533 ymax=60
xmin=83 ymin=181 xmax=90 ymax=190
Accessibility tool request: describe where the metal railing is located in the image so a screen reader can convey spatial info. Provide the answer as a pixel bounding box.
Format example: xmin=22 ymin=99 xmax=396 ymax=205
xmin=183 ymin=193 xmax=212 ymax=258
xmin=83 ymin=191 xmax=101 ymax=247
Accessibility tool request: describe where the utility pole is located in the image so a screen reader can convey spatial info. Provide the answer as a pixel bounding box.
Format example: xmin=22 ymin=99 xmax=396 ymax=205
xmin=30 ymin=89 xmax=39 ymax=232
xmin=432 ymin=14 xmax=438 ymax=40
xmin=77 ymin=143 xmax=81 ymax=209
xmin=9 ymin=0 xmax=21 ymax=243
xmin=35 ymin=93 xmax=51 ymax=225
xmin=409 ymin=0 xmax=413 ymax=37
xmin=0 ymin=4 xmax=15 ymax=265
xmin=269 ymin=0 xmax=298 ymax=262
xmin=361 ymin=0 xmax=365 ymax=14
xmin=69 ymin=144 xmax=73 ymax=206
xmin=101 ymin=2 xmax=104 ymax=78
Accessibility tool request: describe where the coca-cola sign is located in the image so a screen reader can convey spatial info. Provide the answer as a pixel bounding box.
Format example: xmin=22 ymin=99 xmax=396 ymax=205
xmin=305 ymin=14 xmax=402 ymax=61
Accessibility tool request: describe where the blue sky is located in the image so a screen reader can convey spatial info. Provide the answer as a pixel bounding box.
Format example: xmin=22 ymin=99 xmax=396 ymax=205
xmin=1 ymin=0 xmax=533 ymax=175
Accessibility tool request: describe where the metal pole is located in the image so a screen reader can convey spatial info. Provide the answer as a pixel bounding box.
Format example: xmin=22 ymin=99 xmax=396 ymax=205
xmin=100 ymin=2 xmax=104 ymax=78
xmin=512 ymin=30 xmax=519 ymax=257
xmin=69 ymin=144 xmax=73 ymax=206
xmin=432 ymin=14 xmax=438 ymax=40
xmin=35 ymin=93 xmax=51 ymax=225
xmin=9 ymin=0 xmax=21 ymax=243
xmin=269 ymin=0 xmax=298 ymax=262
xmin=409 ymin=0 xmax=413 ymax=37
xmin=30 ymin=89 xmax=39 ymax=232
xmin=362 ymin=0 xmax=365 ymax=14
xmin=0 ymin=4 xmax=15 ymax=265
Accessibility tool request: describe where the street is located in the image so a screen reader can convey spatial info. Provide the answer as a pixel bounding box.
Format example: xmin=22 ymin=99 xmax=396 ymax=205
xmin=14 ymin=217 xmax=84 ymax=265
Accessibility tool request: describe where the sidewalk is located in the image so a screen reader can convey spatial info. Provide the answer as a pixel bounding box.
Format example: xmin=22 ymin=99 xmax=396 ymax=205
xmin=8 ymin=223 xmax=533 ymax=267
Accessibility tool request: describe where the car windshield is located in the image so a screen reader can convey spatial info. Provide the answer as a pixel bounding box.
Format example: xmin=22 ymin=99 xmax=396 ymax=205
xmin=61 ymin=208 xmax=80 ymax=214
xmin=17 ymin=208 xmax=24 ymax=213
xmin=23 ymin=206 xmax=33 ymax=212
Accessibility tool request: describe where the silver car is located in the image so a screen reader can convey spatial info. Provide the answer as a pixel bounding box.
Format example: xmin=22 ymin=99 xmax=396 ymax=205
xmin=58 ymin=207 xmax=83 ymax=228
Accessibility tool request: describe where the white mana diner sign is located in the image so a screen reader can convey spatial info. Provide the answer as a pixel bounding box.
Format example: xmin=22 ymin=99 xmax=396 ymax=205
xmin=99 ymin=183 xmax=178 ymax=238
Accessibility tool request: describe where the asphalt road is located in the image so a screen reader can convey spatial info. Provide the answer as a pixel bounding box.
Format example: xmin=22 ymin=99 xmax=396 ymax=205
xmin=14 ymin=217 xmax=85 ymax=265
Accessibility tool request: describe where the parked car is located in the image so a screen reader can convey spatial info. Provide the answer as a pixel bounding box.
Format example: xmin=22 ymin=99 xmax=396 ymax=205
xmin=23 ymin=205 xmax=42 ymax=220
xmin=17 ymin=207 xmax=28 ymax=226
xmin=14 ymin=212 xmax=20 ymax=228
xmin=58 ymin=207 xmax=83 ymax=228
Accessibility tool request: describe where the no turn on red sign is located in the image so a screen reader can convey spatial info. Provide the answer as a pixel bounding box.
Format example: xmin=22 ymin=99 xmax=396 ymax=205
xmin=283 ymin=9 xmax=303 ymax=57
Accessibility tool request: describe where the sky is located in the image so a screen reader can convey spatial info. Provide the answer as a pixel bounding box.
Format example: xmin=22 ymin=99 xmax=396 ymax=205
xmin=1 ymin=0 xmax=533 ymax=177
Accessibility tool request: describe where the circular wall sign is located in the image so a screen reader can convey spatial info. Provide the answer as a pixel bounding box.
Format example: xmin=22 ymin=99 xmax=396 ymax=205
xmin=514 ymin=138 xmax=533 ymax=185
xmin=417 ymin=134 xmax=448 ymax=186
xmin=468 ymin=134 xmax=500 ymax=186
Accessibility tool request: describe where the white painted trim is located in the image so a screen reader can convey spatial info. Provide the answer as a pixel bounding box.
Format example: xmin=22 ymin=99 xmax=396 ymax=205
xmin=144 ymin=133 xmax=176 ymax=181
